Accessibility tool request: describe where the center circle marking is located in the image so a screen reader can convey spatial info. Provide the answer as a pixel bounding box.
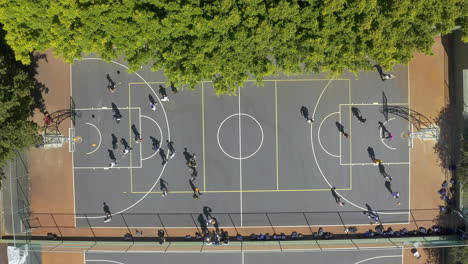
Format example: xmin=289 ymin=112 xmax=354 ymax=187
xmin=217 ymin=113 xmax=264 ymax=160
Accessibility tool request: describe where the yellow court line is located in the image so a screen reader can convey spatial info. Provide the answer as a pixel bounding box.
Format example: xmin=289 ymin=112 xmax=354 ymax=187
xmin=339 ymin=103 xmax=408 ymax=106
xmin=129 ymin=83 xmax=134 ymax=193
xmin=127 ymin=79 xmax=351 ymax=85
xmin=202 ymin=82 xmax=206 ymax=191
xmin=130 ymin=188 xmax=352 ymax=194
xmin=275 ymin=81 xmax=279 ymax=190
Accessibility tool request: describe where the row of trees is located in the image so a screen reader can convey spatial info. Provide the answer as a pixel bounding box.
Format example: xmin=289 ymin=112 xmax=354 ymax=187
xmin=0 ymin=0 xmax=466 ymax=94
xmin=0 ymin=26 xmax=42 ymax=167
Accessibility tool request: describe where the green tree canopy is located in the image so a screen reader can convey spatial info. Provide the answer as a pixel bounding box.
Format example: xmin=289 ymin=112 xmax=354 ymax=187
xmin=0 ymin=26 xmax=42 ymax=166
xmin=0 ymin=0 xmax=466 ymax=94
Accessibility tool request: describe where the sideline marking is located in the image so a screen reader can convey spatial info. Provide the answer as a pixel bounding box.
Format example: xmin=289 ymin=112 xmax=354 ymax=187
xmin=341 ymin=162 xmax=409 ymax=166
xmin=129 ymin=83 xmax=133 ymax=192
xmin=379 ymin=118 xmax=397 ymax=150
xmin=87 ymin=260 xmax=125 ymax=264
xmin=140 ymin=115 xmax=163 ymax=161
xmin=407 ymin=65 xmax=412 ymax=223
xmin=85 ymin=123 xmax=102 ymax=155
xmin=202 ymin=82 xmax=206 ymax=191
xmin=70 ymin=63 xmax=77 ymax=228
xmin=75 ymin=107 xmax=139 ymax=111
xmin=238 ymin=88 xmax=243 ymax=227
xmin=353 ymin=255 xmax=402 ymax=264
xmin=318 ymin=112 xmax=340 ymax=158
xmin=82 ymin=221 xmax=410 ymax=229
xmin=275 ymin=81 xmax=279 ymax=190
xmin=348 ymin=80 xmax=353 ymax=190
xmin=130 ymin=188 xmax=351 ymax=193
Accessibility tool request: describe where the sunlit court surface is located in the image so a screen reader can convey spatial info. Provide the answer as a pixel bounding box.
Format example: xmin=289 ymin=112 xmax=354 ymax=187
xmin=71 ymin=57 xmax=410 ymax=229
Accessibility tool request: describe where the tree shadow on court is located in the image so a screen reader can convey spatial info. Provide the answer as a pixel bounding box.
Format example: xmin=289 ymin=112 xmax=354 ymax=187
xmin=433 ymin=104 xmax=463 ymax=171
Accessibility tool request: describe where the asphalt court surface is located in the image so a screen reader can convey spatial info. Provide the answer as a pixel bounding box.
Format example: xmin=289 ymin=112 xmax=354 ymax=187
xmin=86 ymin=249 xmax=403 ymax=264
xmin=72 ymin=58 xmax=410 ymax=228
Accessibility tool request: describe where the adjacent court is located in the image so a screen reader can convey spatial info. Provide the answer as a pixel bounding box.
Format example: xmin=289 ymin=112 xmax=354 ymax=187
xmin=72 ymin=57 xmax=410 ymax=228
xmin=85 ymin=249 xmax=403 ymax=264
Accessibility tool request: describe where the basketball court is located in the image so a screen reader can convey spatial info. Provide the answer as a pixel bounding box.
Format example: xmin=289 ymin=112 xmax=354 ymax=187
xmin=71 ymin=57 xmax=411 ymax=229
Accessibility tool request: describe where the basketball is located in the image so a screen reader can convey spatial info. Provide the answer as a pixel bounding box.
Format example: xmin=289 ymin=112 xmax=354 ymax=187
xmin=92 ymin=143 xmax=97 ymax=147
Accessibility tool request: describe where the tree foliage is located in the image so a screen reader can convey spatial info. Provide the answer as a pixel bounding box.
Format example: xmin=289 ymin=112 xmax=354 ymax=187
xmin=0 ymin=0 xmax=466 ymax=94
xmin=449 ymin=246 xmax=468 ymax=264
xmin=0 ymin=26 xmax=42 ymax=167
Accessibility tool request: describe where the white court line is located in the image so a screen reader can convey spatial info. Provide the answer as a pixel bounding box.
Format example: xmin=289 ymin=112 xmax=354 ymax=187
xmin=84 ymin=221 xmax=411 ymax=229
xmin=339 ymin=103 xmax=409 ymax=106
xmin=242 ymin=251 xmax=244 ymax=264
xmin=341 ymin=162 xmax=409 ymax=166
xmin=88 ymin=246 xmax=405 ymax=254
xmin=310 ymin=79 xmax=408 ymax=216
xmin=140 ymin=115 xmax=163 ymax=161
xmin=87 ymin=260 xmax=125 ymax=264
xmin=238 ymin=89 xmax=243 ymax=227
xmin=75 ymin=107 xmax=139 ymax=111
xmin=74 ymin=166 xmax=142 ymax=169
xmin=85 ymin=123 xmax=102 ymax=155
xmin=353 ymin=255 xmax=402 ymax=264
xmin=318 ymin=112 xmax=340 ymax=158
xmin=75 ymin=58 xmax=171 ymax=219
xmin=217 ymin=113 xmax=264 ymax=160
xmin=379 ymin=118 xmax=397 ymax=150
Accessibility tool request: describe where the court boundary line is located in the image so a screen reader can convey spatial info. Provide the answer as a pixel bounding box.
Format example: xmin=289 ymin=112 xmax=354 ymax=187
xmin=71 ymin=63 xmax=77 ymax=228
xmin=275 ymin=81 xmax=279 ymax=190
xmin=407 ymin=64 xmax=412 ymax=223
xmin=85 ymin=247 xmax=405 ymax=253
xmin=129 ymin=188 xmax=352 ymax=194
xmin=238 ymin=88 xmax=243 ymax=227
xmin=79 ymin=221 xmax=411 ymax=229
xmin=202 ymin=82 xmax=206 ymax=191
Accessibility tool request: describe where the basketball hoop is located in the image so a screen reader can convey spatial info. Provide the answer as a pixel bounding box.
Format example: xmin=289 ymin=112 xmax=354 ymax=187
xmin=73 ymin=136 xmax=82 ymax=143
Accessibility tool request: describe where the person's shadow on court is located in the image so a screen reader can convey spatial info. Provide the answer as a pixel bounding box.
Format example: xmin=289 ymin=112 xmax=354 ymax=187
xmin=373 ymin=65 xmax=385 ymax=81
xmin=111 ymin=102 xmax=121 ymax=115
xmin=120 ymin=138 xmax=130 ymax=149
xmin=131 ymin=124 xmax=141 ymax=138
xmin=367 ymin=147 xmax=376 ymax=162
xmin=385 ymin=181 xmax=393 ymax=194
xmin=335 ymin=122 xmax=348 ymax=138
xmin=160 ymin=179 xmax=168 ymax=191
xmin=378 ymin=162 xmax=388 ymax=177
xmin=203 ymin=206 xmax=213 ymax=219
xmin=111 ymin=134 xmax=118 ymax=149
xmin=148 ymin=94 xmax=157 ymax=105
xmin=159 ymin=85 xmax=168 ymax=97
xmin=330 ymin=188 xmax=341 ymax=203
xmin=170 ymin=82 xmax=178 ymax=94
xmin=183 ymin=147 xmax=193 ymax=162
xmin=106 ymin=74 xmax=115 ymax=88
xmin=159 ymin=149 xmax=167 ymax=165
xmin=351 ymin=107 xmax=366 ymax=123
xmin=197 ymin=214 xmax=208 ymax=234
xmin=107 ymin=149 xmax=116 ymax=161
